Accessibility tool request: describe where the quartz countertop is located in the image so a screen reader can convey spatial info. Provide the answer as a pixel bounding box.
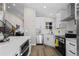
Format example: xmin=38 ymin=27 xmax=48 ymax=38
xmin=0 ymin=36 xmax=30 ymax=56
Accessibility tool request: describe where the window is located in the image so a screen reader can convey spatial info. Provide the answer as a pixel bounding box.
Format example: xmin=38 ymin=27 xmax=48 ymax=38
xmin=45 ymin=22 xmax=52 ymax=30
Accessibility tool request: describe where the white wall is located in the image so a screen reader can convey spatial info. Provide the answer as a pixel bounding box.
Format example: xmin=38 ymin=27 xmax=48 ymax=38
xmin=24 ymin=7 xmax=36 ymax=45
xmin=36 ymin=17 xmax=56 ymax=47
xmin=24 ymin=7 xmax=56 ymax=45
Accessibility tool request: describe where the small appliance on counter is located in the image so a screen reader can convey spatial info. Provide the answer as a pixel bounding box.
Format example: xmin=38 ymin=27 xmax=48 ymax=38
xmin=15 ymin=31 xmax=24 ymax=36
xmin=15 ymin=25 xmax=24 ymax=36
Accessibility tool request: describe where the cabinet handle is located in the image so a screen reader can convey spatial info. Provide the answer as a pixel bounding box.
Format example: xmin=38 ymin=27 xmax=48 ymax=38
xmin=69 ymin=50 xmax=75 ymax=55
xmin=69 ymin=43 xmax=75 ymax=46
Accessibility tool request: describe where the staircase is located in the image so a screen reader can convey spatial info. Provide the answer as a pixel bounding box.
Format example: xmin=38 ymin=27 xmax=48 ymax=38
xmin=5 ymin=12 xmax=23 ymax=28
xmin=4 ymin=19 xmax=16 ymax=37
xmin=0 ymin=12 xmax=23 ymax=38
xmin=0 ymin=19 xmax=16 ymax=38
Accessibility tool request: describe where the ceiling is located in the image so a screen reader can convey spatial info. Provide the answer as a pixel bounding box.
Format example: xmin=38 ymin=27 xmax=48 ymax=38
xmin=6 ymin=3 xmax=24 ymax=20
xmin=0 ymin=3 xmax=69 ymax=19
xmin=24 ymin=3 xmax=69 ymax=18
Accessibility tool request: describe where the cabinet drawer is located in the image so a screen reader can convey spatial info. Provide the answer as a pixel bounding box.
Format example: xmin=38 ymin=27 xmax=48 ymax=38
xmin=66 ymin=42 xmax=77 ymax=56
xmin=66 ymin=49 xmax=77 ymax=56
xmin=66 ymin=43 xmax=76 ymax=52
xmin=66 ymin=40 xmax=76 ymax=50
xmin=66 ymin=38 xmax=76 ymax=43
xmin=66 ymin=41 xmax=76 ymax=49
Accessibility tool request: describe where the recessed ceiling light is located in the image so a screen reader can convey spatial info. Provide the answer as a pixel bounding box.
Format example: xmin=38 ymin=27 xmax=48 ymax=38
xmin=43 ymin=6 xmax=47 ymax=8
xmin=13 ymin=3 xmax=16 ymax=6
xmin=8 ymin=6 xmax=10 ymax=8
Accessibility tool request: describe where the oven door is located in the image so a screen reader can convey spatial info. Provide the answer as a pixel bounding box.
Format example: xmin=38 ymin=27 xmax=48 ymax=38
xmin=20 ymin=40 xmax=29 ymax=56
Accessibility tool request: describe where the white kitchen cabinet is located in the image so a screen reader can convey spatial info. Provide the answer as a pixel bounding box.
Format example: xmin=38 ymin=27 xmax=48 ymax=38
xmin=66 ymin=38 xmax=77 ymax=56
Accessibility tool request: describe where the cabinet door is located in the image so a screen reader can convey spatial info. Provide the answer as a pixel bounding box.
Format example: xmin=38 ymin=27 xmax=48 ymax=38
xmin=66 ymin=39 xmax=77 ymax=56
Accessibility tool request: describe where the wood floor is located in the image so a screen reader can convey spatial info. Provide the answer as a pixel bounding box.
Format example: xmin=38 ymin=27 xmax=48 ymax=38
xmin=30 ymin=45 xmax=62 ymax=56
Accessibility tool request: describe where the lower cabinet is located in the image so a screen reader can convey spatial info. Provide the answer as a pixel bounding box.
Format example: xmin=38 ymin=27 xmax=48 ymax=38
xmin=66 ymin=38 xmax=77 ymax=56
xmin=66 ymin=48 xmax=76 ymax=56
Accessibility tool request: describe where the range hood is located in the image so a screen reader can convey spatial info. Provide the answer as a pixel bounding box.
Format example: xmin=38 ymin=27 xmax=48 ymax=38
xmin=61 ymin=15 xmax=75 ymax=21
xmin=61 ymin=15 xmax=76 ymax=25
xmin=61 ymin=3 xmax=76 ymax=24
